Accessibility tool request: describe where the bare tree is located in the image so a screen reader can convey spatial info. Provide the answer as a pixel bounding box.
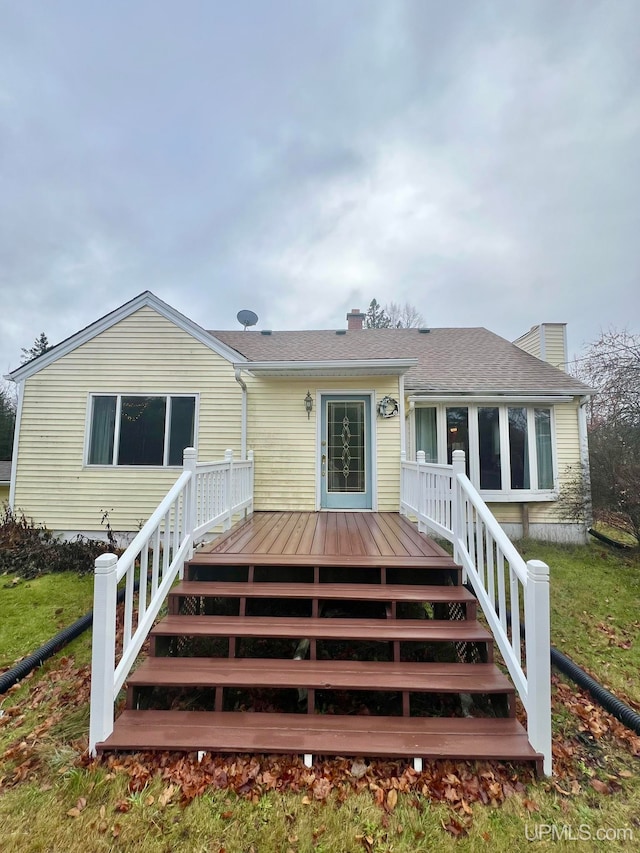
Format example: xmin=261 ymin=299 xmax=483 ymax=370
xmin=571 ymin=328 xmax=640 ymax=543
xmin=384 ymin=301 xmax=425 ymax=329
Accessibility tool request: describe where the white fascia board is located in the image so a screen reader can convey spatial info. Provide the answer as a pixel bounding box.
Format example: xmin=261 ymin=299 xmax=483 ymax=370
xmin=407 ymin=393 xmax=576 ymax=404
xmin=234 ymin=358 xmax=417 ymax=378
xmin=6 ymin=291 xmax=246 ymax=382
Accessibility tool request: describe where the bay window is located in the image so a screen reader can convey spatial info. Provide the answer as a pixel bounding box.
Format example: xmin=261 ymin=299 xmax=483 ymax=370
xmin=415 ymin=403 xmax=556 ymax=496
xmin=87 ymin=394 xmax=196 ymax=466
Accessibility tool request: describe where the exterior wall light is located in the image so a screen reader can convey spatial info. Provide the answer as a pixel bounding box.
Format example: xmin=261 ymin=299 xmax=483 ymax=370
xmin=304 ymin=390 xmax=314 ymax=419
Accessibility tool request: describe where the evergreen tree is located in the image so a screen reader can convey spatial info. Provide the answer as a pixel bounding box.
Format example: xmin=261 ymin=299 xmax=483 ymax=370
xmin=21 ymin=332 xmax=51 ymax=363
xmin=365 ymin=299 xmax=391 ymax=328
xmin=0 ymin=385 xmax=15 ymax=461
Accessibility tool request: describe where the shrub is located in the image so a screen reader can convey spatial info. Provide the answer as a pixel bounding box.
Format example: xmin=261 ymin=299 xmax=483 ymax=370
xmin=0 ymin=505 xmax=111 ymax=579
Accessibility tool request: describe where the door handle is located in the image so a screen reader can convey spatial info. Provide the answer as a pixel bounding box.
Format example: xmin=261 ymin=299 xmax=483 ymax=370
xmin=321 ymin=454 xmax=326 ymax=476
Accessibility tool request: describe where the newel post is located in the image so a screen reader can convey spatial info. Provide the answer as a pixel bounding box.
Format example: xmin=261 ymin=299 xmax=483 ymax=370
xmin=224 ymin=449 xmax=234 ymax=530
xmin=183 ymin=446 xmax=197 ymax=561
xmin=525 ymin=559 xmax=552 ymax=775
xmin=89 ymin=553 xmax=118 ymax=756
xmin=451 ymin=450 xmax=465 ymax=567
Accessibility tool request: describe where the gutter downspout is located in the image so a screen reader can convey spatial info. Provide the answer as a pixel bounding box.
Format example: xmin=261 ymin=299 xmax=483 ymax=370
xmin=235 ymin=369 xmax=247 ymax=460
xmin=398 ymin=374 xmax=406 ymax=458
xmin=578 ymin=395 xmax=592 ymax=535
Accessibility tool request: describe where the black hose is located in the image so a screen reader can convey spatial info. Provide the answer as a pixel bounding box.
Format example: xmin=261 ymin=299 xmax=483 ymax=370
xmin=0 ymin=583 xmax=134 ymax=695
xmin=588 ymin=526 xmax=634 ymax=550
xmin=551 ymin=646 xmax=640 ymax=735
xmin=468 ymin=589 xmax=640 ymax=738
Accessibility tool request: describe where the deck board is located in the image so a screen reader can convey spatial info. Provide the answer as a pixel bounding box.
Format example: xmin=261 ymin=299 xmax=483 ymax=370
xmin=198 ymin=512 xmax=450 ymax=562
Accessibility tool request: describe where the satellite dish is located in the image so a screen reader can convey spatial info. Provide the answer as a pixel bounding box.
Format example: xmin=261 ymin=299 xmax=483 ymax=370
xmin=237 ymin=309 xmax=258 ymax=330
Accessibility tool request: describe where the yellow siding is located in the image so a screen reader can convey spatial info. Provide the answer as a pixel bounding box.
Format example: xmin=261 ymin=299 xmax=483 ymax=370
xmin=0 ymin=484 xmax=9 ymax=505
xmin=542 ymin=324 xmax=567 ymax=370
xmin=13 ymin=307 xmax=242 ymax=533
xmin=513 ymin=326 xmax=542 ymax=359
xmin=246 ymin=377 xmax=402 ymax=511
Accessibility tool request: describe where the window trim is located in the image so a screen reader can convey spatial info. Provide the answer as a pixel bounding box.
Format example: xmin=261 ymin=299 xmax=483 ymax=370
xmin=84 ymin=392 xmax=199 ymax=468
xmin=412 ymin=401 xmax=559 ymax=502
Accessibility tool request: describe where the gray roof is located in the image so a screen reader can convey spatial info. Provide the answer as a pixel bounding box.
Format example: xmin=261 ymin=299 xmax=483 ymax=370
xmin=211 ymin=327 xmax=591 ymax=395
xmin=0 ymin=461 xmax=11 ymax=483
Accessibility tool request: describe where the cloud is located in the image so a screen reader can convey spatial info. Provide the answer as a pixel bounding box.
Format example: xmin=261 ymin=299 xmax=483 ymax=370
xmin=1 ymin=1 xmax=639 ymax=375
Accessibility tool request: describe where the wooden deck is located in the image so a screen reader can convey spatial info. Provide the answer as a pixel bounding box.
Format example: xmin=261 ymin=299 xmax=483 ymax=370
xmin=196 ymin=511 xmax=450 ymax=562
xmin=98 ymin=512 xmax=542 ymax=772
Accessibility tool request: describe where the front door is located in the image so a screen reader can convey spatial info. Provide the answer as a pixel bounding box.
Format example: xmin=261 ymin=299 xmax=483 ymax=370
xmin=320 ymin=394 xmax=372 ymax=509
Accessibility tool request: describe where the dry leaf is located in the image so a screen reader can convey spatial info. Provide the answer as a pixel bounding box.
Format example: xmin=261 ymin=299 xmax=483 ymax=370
xmin=159 ymin=784 xmax=176 ymax=807
xmin=66 ymin=808 xmax=81 ymax=819
xmin=386 ymin=788 xmax=398 ymax=812
xmin=350 ymin=759 xmax=368 ymax=779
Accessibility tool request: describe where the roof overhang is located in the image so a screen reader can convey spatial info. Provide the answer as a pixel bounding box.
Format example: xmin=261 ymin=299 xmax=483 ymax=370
xmin=235 ymin=358 xmax=417 ymax=378
xmin=407 ymin=392 xmax=581 ymax=405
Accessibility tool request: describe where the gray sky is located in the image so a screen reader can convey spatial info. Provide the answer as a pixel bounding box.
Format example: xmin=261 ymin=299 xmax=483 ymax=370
xmin=2 ymin=0 xmax=639 ymax=376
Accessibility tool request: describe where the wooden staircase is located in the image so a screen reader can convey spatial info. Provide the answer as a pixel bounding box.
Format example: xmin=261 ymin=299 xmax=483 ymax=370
xmin=96 ymin=516 xmax=543 ymax=772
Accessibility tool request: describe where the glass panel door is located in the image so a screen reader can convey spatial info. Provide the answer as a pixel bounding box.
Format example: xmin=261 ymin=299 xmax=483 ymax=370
xmin=321 ymin=395 xmax=372 ymax=509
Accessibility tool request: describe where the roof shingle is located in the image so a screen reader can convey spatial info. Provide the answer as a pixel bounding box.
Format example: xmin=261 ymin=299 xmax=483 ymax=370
xmin=211 ymin=327 xmax=591 ymax=394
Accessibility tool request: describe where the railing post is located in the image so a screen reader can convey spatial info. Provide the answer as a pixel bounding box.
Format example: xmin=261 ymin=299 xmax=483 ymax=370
xmin=247 ymin=449 xmax=254 ymax=516
xmin=183 ymin=446 xmax=197 ymax=563
xmin=89 ymin=553 xmax=118 ymax=756
xmin=224 ymin=449 xmax=233 ymax=530
xmin=451 ymin=450 xmax=465 ymax=567
xmin=399 ymin=451 xmax=407 ymax=517
xmin=416 ymin=451 xmax=426 ymax=533
xmin=525 ymin=559 xmax=552 ymax=776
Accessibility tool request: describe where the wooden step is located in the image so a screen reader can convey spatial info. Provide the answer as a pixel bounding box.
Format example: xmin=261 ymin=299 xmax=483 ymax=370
xmin=188 ymin=553 xmax=457 ymax=569
xmin=96 ymin=710 xmax=542 ymax=772
xmin=150 ymin=615 xmax=492 ymax=644
xmin=126 ymin=658 xmax=512 ymax=696
xmin=170 ymin=581 xmax=476 ymax=611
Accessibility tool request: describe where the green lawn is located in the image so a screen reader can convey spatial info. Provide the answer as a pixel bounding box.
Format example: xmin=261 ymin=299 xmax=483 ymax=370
xmin=0 ymin=541 xmax=638 ymax=851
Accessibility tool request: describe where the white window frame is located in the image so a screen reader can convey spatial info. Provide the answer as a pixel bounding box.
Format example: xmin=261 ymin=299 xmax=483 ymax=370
xmin=84 ymin=392 xmax=199 ymax=467
xmin=413 ymin=401 xmax=558 ymax=502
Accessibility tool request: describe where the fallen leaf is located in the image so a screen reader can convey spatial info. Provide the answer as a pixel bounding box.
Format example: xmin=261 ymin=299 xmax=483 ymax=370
xmin=591 ymin=779 xmax=610 ymax=795
xmin=159 ymin=784 xmax=176 ymax=807
xmin=386 ymin=788 xmax=398 ymax=812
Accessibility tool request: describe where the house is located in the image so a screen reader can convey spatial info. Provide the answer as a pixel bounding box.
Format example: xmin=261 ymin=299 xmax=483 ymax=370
xmin=0 ymin=460 xmax=10 ymax=505
xmin=6 ymin=291 xmax=592 ymax=543
xmin=6 ymin=290 xmax=582 ymax=772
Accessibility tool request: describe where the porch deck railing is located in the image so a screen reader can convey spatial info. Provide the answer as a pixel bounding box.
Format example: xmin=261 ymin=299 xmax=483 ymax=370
xmin=89 ymin=448 xmax=254 ymax=754
xmin=400 ymin=450 xmax=552 ymax=776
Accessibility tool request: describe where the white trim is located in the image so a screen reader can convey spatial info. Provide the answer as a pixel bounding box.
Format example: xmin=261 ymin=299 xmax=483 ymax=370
xmin=235 ymin=359 xmax=416 ymax=378
xmin=6 ymin=291 xmax=246 ymax=383
xmin=398 ymin=374 xmax=406 ymax=458
xmin=85 ymin=392 xmax=199 ymax=467
xmin=413 ymin=400 xmax=560 ymax=502
xmin=408 ymin=394 xmax=576 ymax=404
xmin=8 ymin=380 xmax=24 ymax=508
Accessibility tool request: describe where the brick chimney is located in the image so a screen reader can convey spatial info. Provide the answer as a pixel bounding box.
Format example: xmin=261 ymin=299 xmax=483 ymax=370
xmin=346 ymin=308 xmax=366 ymax=330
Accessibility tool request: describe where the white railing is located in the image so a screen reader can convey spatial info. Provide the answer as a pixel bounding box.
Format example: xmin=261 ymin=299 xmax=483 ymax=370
xmin=400 ymin=449 xmax=552 ymax=776
xmin=89 ymin=447 xmax=254 ymax=755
